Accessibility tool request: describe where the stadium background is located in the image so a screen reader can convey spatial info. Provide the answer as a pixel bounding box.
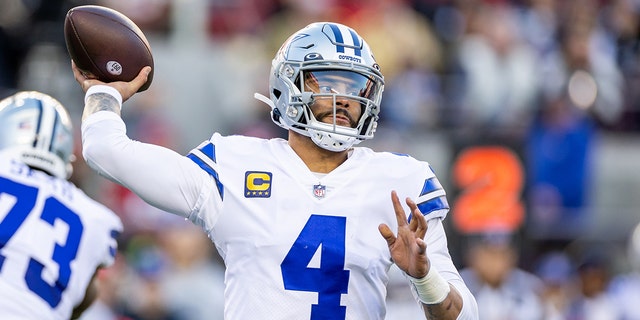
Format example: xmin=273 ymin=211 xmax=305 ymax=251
xmin=2 ymin=0 xmax=640 ymax=319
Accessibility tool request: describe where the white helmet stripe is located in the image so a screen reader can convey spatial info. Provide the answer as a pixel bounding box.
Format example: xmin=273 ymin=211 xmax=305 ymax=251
xmin=32 ymin=100 xmax=44 ymax=148
xmin=34 ymin=99 xmax=56 ymax=152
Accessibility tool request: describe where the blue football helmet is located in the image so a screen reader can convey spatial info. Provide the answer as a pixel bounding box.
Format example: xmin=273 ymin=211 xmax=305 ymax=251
xmin=0 ymin=91 xmax=74 ymax=179
xmin=255 ymin=22 xmax=384 ymax=152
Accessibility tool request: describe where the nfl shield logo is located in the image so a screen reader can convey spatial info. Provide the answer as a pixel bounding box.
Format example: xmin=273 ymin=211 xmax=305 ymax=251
xmin=313 ymin=184 xmax=326 ymax=199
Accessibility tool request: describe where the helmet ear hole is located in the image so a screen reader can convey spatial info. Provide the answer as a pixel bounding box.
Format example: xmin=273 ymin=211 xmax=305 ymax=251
xmin=272 ymin=107 xmax=281 ymax=122
xmin=272 ymin=89 xmax=282 ymax=99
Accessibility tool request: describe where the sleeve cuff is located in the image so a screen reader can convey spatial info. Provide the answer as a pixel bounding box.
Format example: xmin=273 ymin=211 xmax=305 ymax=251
xmin=85 ymin=85 xmax=123 ymax=109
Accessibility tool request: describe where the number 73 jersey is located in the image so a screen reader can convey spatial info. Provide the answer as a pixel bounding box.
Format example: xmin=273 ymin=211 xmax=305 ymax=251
xmin=0 ymin=152 xmax=122 ymax=320
xmin=187 ymin=133 xmax=450 ymax=320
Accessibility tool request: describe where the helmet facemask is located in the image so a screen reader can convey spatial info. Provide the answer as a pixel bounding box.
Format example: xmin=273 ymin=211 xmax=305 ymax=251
xmin=289 ymin=66 xmax=382 ymax=151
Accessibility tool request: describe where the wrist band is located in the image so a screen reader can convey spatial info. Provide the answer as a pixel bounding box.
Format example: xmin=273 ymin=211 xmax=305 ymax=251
xmin=85 ymin=85 xmax=123 ymax=110
xmin=407 ymin=267 xmax=451 ymax=305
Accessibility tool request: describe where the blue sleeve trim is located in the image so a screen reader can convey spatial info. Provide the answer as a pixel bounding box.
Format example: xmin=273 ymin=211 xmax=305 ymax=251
xmin=187 ymin=153 xmax=224 ymax=200
xmin=417 ymin=195 xmax=449 ymax=216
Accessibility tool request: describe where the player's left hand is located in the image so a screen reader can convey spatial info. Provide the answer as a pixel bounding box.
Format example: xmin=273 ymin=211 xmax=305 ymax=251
xmin=379 ymin=190 xmax=430 ymax=279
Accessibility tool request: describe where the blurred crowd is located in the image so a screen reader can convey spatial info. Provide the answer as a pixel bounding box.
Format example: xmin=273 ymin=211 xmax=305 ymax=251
xmin=2 ymin=0 xmax=640 ymax=319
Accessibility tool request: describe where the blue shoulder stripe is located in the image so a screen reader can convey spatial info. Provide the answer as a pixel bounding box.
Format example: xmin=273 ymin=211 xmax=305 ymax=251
xmin=417 ymin=195 xmax=449 ymax=216
xmin=200 ymin=142 xmax=216 ymax=162
xmin=420 ymin=177 xmax=443 ymax=197
xmin=187 ymin=153 xmax=224 ymax=200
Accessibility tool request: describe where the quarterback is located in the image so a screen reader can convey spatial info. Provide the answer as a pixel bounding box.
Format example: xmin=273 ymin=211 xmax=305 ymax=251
xmin=73 ymin=22 xmax=478 ymax=319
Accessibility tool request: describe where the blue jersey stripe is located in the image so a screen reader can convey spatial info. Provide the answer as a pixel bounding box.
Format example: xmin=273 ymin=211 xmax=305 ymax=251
xmin=419 ymin=177 xmax=443 ymax=197
xmin=109 ymin=229 xmax=120 ymax=258
xmin=187 ymin=153 xmax=224 ymax=199
xmin=328 ymin=23 xmax=345 ymax=53
xmin=200 ymin=142 xmax=216 ymax=162
xmin=417 ymin=195 xmax=449 ymax=215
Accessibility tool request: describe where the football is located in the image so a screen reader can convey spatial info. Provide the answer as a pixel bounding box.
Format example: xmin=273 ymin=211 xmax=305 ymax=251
xmin=64 ymin=5 xmax=154 ymax=92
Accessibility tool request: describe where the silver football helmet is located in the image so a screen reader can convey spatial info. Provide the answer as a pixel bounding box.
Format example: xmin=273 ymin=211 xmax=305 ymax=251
xmin=0 ymin=91 xmax=74 ymax=179
xmin=255 ymin=22 xmax=384 ymax=152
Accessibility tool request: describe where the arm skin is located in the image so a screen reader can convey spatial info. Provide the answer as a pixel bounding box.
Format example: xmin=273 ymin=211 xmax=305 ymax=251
xmin=422 ymin=285 xmax=464 ymax=320
xmin=81 ymin=92 xmax=121 ymax=120
xmin=379 ymin=191 xmax=474 ymax=320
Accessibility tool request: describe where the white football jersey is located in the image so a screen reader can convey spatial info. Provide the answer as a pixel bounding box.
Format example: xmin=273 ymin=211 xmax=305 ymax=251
xmin=188 ymin=133 xmax=451 ymax=320
xmin=82 ymin=112 xmax=475 ymax=320
xmin=0 ymin=151 xmax=122 ymax=320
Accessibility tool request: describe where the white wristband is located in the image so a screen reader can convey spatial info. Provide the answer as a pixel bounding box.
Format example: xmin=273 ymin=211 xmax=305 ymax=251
xmin=85 ymin=85 xmax=123 ymax=110
xmin=407 ymin=267 xmax=451 ymax=305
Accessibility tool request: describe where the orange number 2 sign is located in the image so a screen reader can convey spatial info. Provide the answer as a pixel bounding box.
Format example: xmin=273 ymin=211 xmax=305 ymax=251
xmin=451 ymin=146 xmax=525 ymax=234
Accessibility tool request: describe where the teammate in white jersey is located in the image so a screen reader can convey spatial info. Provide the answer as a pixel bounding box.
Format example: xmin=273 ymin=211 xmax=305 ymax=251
xmin=0 ymin=91 xmax=123 ymax=319
xmin=73 ymin=22 xmax=478 ymax=319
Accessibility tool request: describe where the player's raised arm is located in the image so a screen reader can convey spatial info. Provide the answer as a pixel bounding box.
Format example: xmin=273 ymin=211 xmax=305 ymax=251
xmin=75 ymin=74 xmax=211 ymax=220
xmin=65 ymin=5 xmax=210 ymax=219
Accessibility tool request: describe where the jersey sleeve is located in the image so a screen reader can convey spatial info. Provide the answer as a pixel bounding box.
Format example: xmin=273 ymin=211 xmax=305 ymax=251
xmin=94 ymin=206 xmax=123 ymax=268
xmin=414 ymin=164 xmax=450 ymax=220
xmin=394 ymin=155 xmax=449 ymax=220
xmin=81 ymin=111 xmax=215 ymax=220
xmin=419 ymin=218 xmax=479 ymax=319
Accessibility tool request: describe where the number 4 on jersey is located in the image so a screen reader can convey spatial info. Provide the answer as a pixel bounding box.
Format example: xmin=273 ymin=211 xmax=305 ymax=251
xmin=281 ymin=214 xmax=350 ymax=320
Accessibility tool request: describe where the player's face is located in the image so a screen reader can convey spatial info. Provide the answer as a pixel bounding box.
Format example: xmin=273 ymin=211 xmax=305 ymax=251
xmin=303 ymin=70 xmax=375 ymax=128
